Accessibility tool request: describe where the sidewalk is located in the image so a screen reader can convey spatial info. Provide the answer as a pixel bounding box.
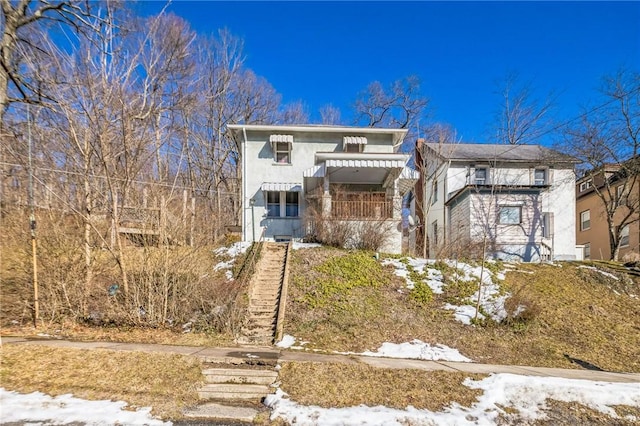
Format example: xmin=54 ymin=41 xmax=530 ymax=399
xmin=3 ymin=336 xmax=639 ymax=383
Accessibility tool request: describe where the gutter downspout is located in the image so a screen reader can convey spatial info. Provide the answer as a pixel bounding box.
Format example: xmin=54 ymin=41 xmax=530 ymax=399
xmin=242 ymin=126 xmax=248 ymax=242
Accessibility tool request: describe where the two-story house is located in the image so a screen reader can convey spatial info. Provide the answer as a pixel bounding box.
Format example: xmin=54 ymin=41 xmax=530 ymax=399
xmin=416 ymin=141 xmax=579 ymax=261
xmin=227 ymin=124 xmax=419 ymax=254
xmin=576 ymin=163 xmax=640 ymax=261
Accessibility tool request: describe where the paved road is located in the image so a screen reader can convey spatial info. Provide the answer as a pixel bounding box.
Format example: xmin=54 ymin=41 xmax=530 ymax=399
xmin=2 ymin=336 xmax=639 ymax=383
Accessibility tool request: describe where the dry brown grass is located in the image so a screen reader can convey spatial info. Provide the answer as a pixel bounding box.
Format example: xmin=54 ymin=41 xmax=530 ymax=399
xmin=2 ymin=322 xmax=235 ymax=347
xmin=0 ymin=344 xmax=203 ymax=419
xmin=277 ymin=362 xmax=485 ymax=411
xmin=286 ymin=249 xmax=640 ymax=373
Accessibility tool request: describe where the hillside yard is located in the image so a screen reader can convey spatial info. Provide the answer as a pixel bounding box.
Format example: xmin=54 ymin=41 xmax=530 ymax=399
xmin=284 ymin=247 xmax=640 ymax=373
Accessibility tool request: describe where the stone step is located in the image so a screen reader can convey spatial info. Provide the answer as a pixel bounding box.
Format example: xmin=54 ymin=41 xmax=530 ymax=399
xmin=203 ymin=368 xmax=278 ymax=385
xmin=198 ymin=383 xmax=272 ymax=400
xmin=250 ymin=299 xmax=278 ymax=305
xmin=183 ymin=402 xmax=258 ymax=423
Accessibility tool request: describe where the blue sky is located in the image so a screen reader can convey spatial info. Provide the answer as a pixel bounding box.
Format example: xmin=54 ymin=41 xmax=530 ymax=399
xmin=138 ymin=1 xmax=640 ymax=144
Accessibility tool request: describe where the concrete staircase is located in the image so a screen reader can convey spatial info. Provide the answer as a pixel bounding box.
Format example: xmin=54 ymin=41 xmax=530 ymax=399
xmin=239 ymin=242 xmax=289 ymax=345
xmin=183 ymin=365 xmax=278 ymax=422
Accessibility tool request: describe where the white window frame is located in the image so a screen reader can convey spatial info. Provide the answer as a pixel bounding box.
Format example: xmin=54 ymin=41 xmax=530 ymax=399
xmin=431 ymin=179 xmax=438 ymax=204
xmin=579 ymin=180 xmax=592 ymax=192
xmin=534 ymin=168 xmax=547 ymax=185
xmin=542 ymin=212 xmax=553 ymax=238
xmin=617 ymin=184 xmax=626 ymax=204
xmin=620 ymin=224 xmax=630 ymax=247
xmin=265 ymin=191 xmax=299 ymax=218
xmin=498 ymin=206 xmax=522 ymax=225
xmin=474 ymin=167 xmax=488 ymax=185
xmin=580 ymin=210 xmax=590 ymax=231
xmin=274 ymin=142 xmax=292 ymax=164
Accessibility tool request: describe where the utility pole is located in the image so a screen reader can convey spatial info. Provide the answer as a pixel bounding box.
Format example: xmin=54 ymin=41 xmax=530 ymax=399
xmin=27 ymin=104 xmax=39 ymax=326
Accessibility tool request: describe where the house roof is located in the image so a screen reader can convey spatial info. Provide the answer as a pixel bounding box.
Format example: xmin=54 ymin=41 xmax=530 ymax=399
xmin=423 ymin=143 xmax=579 ymax=164
xmin=227 ymin=124 xmax=408 ymax=146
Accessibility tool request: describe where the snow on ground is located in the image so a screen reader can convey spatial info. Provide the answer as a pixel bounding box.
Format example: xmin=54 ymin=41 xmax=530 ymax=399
xmin=292 ymin=242 xmax=322 ymax=250
xmin=265 ymin=374 xmax=640 ymax=426
xmin=382 ymin=258 xmax=444 ymax=293
xmin=0 ymin=388 xmax=169 ymax=425
xmin=213 ymin=241 xmax=252 ymax=279
xmin=578 ymin=265 xmax=620 ymax=280
xmin=360 ymin=339 xmax=472 ymax=362
xmin=384 ymin=256 xmax=509 ymax=325
xmin=276 ymin=334 xmax=297 ymax=348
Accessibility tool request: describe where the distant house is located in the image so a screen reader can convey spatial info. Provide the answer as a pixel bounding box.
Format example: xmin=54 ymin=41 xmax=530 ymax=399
xmin=576 ymin=162 xmax=640 ymax=261
xmin=415 ymin=141 xmax=579 ymax=261
xmin=227 ymin=124 xmax=419 ymax=253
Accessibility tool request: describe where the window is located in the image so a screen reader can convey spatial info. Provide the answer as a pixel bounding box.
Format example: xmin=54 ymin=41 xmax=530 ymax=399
xmin=579 ymin=180 xmax=592 ymax=192
xmin=499 ymin=206 xmax=521 ymax=225
xmin=580 ymin=210 xmax=590 ymax=231
xmin=534 ymin=168 xmax=547 ymax=185
xmin=475 ymin=167 xmax=487 ymax=185
xmin=274 ymin=142 xmax=291 ymax=164
xmin=620 ymin=224 xmax=630 ymax=247
xmin=432 ymin=220 xmax=438 ymax=245
xmin=617 ymin=184 xmax=626 ymax=204
xmin=266 ymin=191 xmax=280 ymax=217
xmin=431 ymin=180 xmax=438 ymax=204
xmin=265 ymin=191 xmax=299 ymax=218
xmin=345 ymin=143 xmax=363 ymax=153
xmin=285 ymin=192 xmax=299 ymax=217
xmin=584 ymin=243 xmax=591 ymax=259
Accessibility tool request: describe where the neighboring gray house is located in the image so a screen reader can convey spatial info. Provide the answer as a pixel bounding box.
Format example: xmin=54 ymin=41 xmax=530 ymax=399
xmin=228 ymin=124 xmax=419 ymax=253
xmin=417 ymin=141 xmax=579 ymax=261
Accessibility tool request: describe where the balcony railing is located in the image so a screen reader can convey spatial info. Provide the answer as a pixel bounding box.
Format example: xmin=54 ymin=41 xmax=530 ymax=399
xmin=331 ymin=200 xmax=393 ymax=219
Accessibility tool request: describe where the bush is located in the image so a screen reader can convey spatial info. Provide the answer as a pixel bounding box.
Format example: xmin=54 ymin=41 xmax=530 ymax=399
xmin=410 ymin=281 xmax=433 ymax=306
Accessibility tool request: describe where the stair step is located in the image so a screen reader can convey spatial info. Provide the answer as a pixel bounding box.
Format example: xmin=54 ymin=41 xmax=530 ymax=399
xmin=203 ymin=369 xmax=277 ymax=385
xmin=198 ymin=383 xmax=271 ymax=400
xmin=183 ymin=402 xmax=258 ymax=422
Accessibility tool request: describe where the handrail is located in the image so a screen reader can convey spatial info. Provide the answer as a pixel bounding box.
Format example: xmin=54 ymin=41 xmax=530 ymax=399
xmin=234 ymin=228 xmax=266 ymax=283
xmin=274 ymin=240 xmax=292 ymax=343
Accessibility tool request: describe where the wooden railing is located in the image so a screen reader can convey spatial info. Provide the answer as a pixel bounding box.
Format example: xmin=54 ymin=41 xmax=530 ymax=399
xmin=331 ymin=200 xmax=393 ymax=219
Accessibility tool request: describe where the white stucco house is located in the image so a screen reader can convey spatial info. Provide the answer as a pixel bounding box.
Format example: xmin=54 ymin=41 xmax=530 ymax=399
xmin=227 ymin=124 xmax=419 ymax=254
xmin=416 ymin=141 xmax=579 ymax=261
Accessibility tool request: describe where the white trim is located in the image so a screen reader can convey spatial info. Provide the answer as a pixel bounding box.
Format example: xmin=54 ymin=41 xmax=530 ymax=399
xmin=261 ymin=182 xmax=302 ymax=192
xmin=269 ymin=134 xmax=294 ymax=143
xmin=343 ymin=136 xmax=368 ymax=145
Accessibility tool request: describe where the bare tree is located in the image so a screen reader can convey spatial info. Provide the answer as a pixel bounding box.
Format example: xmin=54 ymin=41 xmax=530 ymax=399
xmin=494 ymin=72 xmax=556 ymax=145
xmin=353 ymin=75 xmax=428 ymax=130
xmin=279 ymin=100 xmax=309 ymax=124
xmin=319 ymin=103 xmax=341 ymax=125
xmin=0 ymin=0 xmax=107 ymax=125
xmin=565 ymin=68 xmax=640 ymax=260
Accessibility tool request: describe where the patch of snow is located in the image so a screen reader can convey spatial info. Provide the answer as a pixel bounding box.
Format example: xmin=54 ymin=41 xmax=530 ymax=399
xmin=213 ymin=260 xmax=233 ymax=271
xmin=360 ymin=340 xmax=472 ymax=362
xmin=578 ymin=265 xmax=620 ymax=280
xmin=292 ymin=242 xmax=322 ymax=250
xmin=444 ymin=303 xmax=482 ymax=325
xmin=381 ymin=258 xmax=444 ymax=294
xmin=276 ymin=334 xmax=297 ymax=348
xmin=0 ymin=388 xmax=169 ymax=425
xmin=213 ymin=241 xmax=251 ymax=258
xmin=225 ymin=270 xmax=233 ymax=280
xmin=265 ymin=374 xmax=640 ymax=425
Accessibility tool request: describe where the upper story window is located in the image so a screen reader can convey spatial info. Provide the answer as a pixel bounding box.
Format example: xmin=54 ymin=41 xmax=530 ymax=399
xmin=475 ymin=167 xmax=488 ymax=185
xmin=274 ymin=142 xmax=291 ymax=164
xmin=499 ymin=206 xmax=521 ymax=225
xmin=534 ymin=168 xmax=547 ymax=185
xmin=579 ymin=180 xmax=592 ymax=192
xmin=617 ymin=184 xmax=627 ymax=204
xmin=431 ymin=180 xmax=438 ymax=204
xmin=270 ymin=134 xmax=293 ymax=164
xmin=580 ymin=210 xmax=590 ymax=231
